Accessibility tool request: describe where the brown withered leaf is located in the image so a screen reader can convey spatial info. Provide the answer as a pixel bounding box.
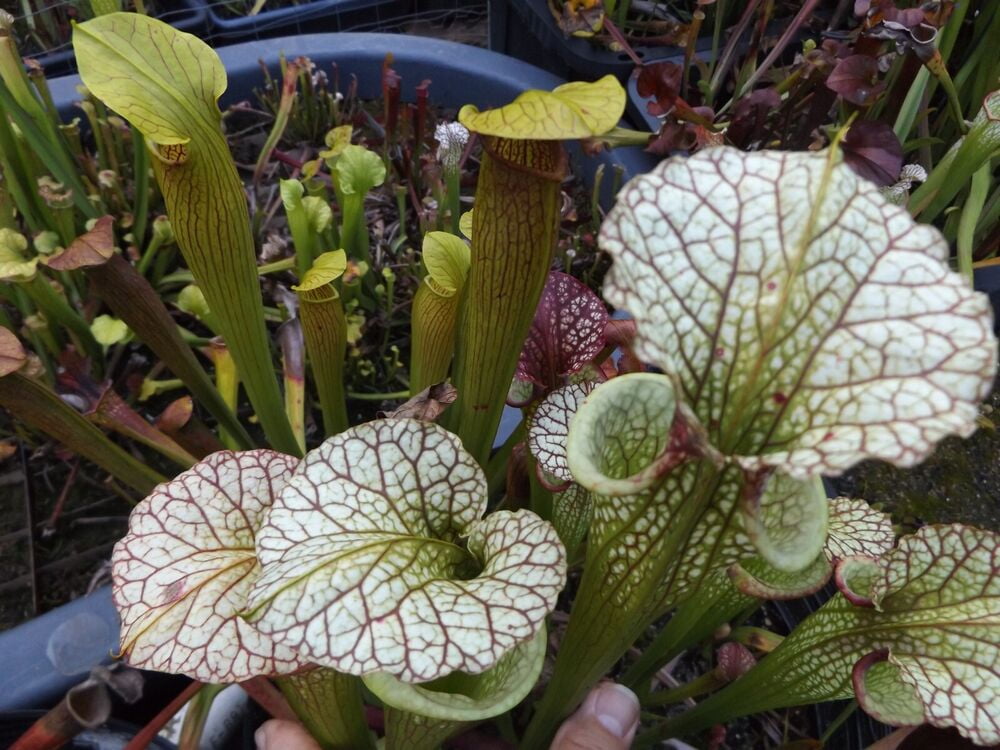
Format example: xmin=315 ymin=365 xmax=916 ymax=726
xmin=554 ymin=0 xmax=604 ymax=37
xmin=383 ymin=382 xmax=457 ymax=422
xmin=842 ymin=120 xmax=903 ymax=186
xmin=155 ymin=396 xmax=194 ymax=433
xmin=857 ymin=0 xmax=928 ymax=29
xmin=45 ymin=215 xmax=115 ymax=270
xmin=826 ymin=55 xmax=884 ymax=106
xmin=0 ymin=327 xmax=27 ymax=377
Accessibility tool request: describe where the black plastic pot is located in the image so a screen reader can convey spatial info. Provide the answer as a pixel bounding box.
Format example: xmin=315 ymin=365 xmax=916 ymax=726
xmin=20 ymin=1 xmax=207 ymax=78
xmin=5 ymin=32 xmax=656 ymax=714
xmin=46 ymin=31 xmax=657 ymax=207
xmin=203 ymin=0 xmax=410 ymax=43
xmin=489 ymin=0 xmax=701 ymax=85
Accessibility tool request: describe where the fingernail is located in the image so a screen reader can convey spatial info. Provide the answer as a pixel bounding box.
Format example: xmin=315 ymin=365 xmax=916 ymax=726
xmin=254 ymin=726 xmax=268 ymax=750
xmin=592 ymin=683 xmax=640 ymax=738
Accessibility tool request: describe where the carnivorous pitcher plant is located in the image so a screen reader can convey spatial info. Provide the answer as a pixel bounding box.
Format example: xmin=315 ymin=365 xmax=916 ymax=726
xmin=5 ymin=11 xmax=998 ymax=750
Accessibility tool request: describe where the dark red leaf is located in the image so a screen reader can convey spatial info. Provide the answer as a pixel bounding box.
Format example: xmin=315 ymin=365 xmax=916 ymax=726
xmin=646 ymin=121 xmax=697 ymax=155
xmin=636 ymin=61 xmax=683 ymax=117
xmin=826 ymin=55 xmax=884 ymax=106
xmin=517 ymin=271 xmax=608 ymax=389
xmin=727 ymin=88 xmax=781 ymax=148
xmin=842 ymin=120 xmax=903 ymax=186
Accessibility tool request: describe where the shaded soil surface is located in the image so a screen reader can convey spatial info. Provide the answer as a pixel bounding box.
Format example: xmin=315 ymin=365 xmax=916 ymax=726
xmin=0 ymin=447 xmax=129 ymax=630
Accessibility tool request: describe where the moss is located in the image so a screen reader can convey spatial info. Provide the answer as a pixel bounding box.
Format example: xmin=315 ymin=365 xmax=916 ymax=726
xmin=831 ymin=386 xmax=1000 ymax=533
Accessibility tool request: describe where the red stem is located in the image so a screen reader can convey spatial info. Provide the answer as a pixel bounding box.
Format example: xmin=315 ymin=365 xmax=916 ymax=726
xmin=43 ymin=459 xmax=80 ymax=533
xmin=601 ymin=16 xmax=644 ymax=67
xmin=123 ymin=681 xmax=202 ymax=750
xmin=740 ymin=0 xmax=823 ymax=96
xmin=238 ymin=677 xmax=298 ymax=721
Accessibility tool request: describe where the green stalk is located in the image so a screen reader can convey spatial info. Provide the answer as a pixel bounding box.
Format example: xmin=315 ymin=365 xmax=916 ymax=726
xmin=445 ymin=137 xmax=565 ymax=466
xmin=276 ymin=669 xmax=374 ymax=750
xmin=346 ymin=389 xmax=410 ymax=400
xmin=634 ymin=645 xmax=790 ymax=746
xmin=0 ymin=12 xmax=49 ymax=125
xmin=444 ymin=165 xmax=461 ymax=236
xmin=278 ymin=318 xmax=306 ymax=453
xmin=0 ymin=173 xmax=14 ymax=230
xmin=257 ymin=257 xmax=296 ymax=275
xmin=51 ymin=244 xmax=253 ymax=449
xmin=74 ymin=14 xmax=300 ymax=456
xmin=206 ymin=340 xmax=241 ymax=451
xmin=137 ymin=228 xmax=167 ymax=276
xmin=728 ymin=626 xmax=784 ymax=652
xmin=282 ymin=180 xmax=318 ymax=279
xmin=253 ymin=61 xmax=299 ymax=186
xmin=296 ymin=284 xmax=348 ymax=437
xmin=522 ymin=461 xmax=728 ymax=748
xmin=622 ymin=573 xmax=752 ymax=693
xmin=409 ymin=280 xmax=460 ymax=394
xmin=383 ymin=708 xmax=467 ymax=750
xmin=24 ymin=274 xmax=103 ymax=367
xmin=178 ymin=684 xmax=225 ymax=750
xmin=0 ymin=92 xmax=45 ymax=233
xmin=958 ymin=163 xmax=991 ymax=283
xmin=0 ymin=82 xmax=97 ymax=220
xmin=0 ymin=371 xmax=164 ymax=494
xmin=909 ymin=92 xmax=1000 ymax=222
xmin=145 ymin=128 xmax=298 ymax=455
xmin=340 ymin=192 xmax=369 ymax=266
xmin=645 ymin=670 xmax=726 ymax=707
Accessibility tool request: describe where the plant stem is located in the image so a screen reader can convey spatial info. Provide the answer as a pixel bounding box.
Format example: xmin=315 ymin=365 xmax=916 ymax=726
xmin=84 ymin=253 xmax=254 ymax=449
xmin=522 ymin=463 xmax=726 ymax=748
xmin=727 ymin=626 xmax=784 ymax=653
xmin=278 ymin=318 xmax=306 ymax=453
xmin=258 ymin=257 xmax=296 ymax=275
xmin=622 ymin=575 xmax=751 ymax=693
xmin=254 ymin=62 xmax=299 ymax=186
xmin=24 ymin=274 xmax=104 ymax=369
xmin=819 ymin=699 xmax=858 ymax=744
xmin=444 ymin=165 xmax=461 ymax=235
xmin=645 ymin=671 xmax=722 ymax=707
xmin=297 ymin=284 xmax=349 ymax=436
xmin=144 ymin=95 xmax=300 ymax=456
xmin=383 ymin=707 xmax=467 ymax=750
xmin=238 ymin=677 xmax=297 ymax=721
xmin=444 ymin=137 xmax=565 ymax=466
xmin=957 ymin=163 xmax=991 ymax=283
xmin=0 ymin=371 xmax=166 ymax=494
xmin=124 ymin=682 xmax=203 ymax=750
xmin=346 ymin=389 xmax=410 ymax=401
xmin=409 ymin=280 xmax=461 ymax=394
xmin=276 ymin=669 xmax=374 ymax=750
xmin=206 ymin=341 xmax=242 ymax=451
xmin=178 ymin=684 xmax=225 ymax=750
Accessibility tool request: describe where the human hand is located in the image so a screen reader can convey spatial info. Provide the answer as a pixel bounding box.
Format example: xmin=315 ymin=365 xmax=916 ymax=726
xmin=549 ymin=682 xmax=640 ymax=750
xmin=254 ymin=681 xmax=640 ymax=750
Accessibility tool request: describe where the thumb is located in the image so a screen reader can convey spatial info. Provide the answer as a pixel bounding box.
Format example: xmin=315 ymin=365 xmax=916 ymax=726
xmin=550 ymin=682 xmax=640 ymax=750
xmin=255 ymin=719 xmax=322 ymax=750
